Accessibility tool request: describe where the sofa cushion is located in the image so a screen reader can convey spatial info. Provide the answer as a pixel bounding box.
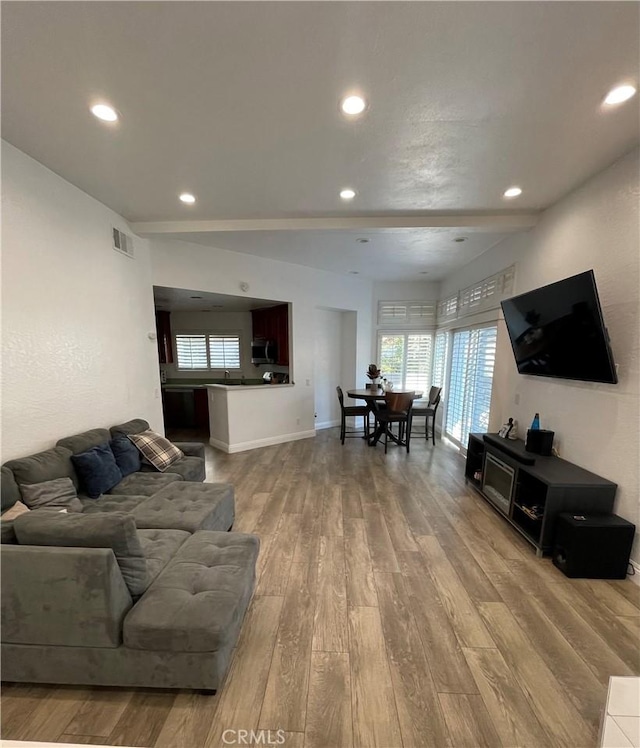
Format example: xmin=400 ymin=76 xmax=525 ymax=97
xmin=56 ymin=428 xmax=110 ymax=456
xmin=13 ymin=511 xmax=149 ymax=597
xmin=5 ymin=447 xmax=78 ymax=492
xmin=109 ymin=419 xmax=150 ymax=438
xmin=161 ymin=456 xmax=206 ymax=482
xmin=71 ymin=444 xmax=123 ymax=499
xmin=20 ymin=477 xmax=83 ymax=513
xmin=1 ymin=521 xmax=17 ymax=544
xmin=123 ymin=531 xmax=259 ymax=652
xmin=132 ymin=482 xmax=235 ymax=533
xmin=80 ymin=494 xmax=150 ymax=515
xmin=110 ymin=436 xmax=141 ymax=477
xmin=1 ymin=467 xmax=22 ymax=512
xmin=137 ymin=528 xmax=190 ymax=583
xmin=128 ymin=431 xmax=184 ymax=473
xmin=109 ymin=472 xmax=182 ymax=497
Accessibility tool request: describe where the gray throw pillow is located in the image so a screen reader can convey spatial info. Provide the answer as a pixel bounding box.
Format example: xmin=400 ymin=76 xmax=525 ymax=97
xmin=20 ymin=477 xmax=83 ymax=513
xmin=13 ymin=512 xmax=149 ymax=596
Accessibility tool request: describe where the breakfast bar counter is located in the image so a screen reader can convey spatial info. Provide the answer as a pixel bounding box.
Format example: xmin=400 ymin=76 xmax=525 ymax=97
xmin=206 ymin=384 xmax=312 ymax=454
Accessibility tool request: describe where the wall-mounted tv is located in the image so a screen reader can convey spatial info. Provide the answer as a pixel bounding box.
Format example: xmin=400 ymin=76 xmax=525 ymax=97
xmin=500 ymin=270 xmax=618 ymax=384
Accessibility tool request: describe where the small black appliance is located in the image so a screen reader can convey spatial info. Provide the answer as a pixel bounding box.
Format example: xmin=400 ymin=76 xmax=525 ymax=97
xmin=552 ymin=513 xmax=635 ymax=579
xmin=525 ymin=429 xmax=555 ymax=455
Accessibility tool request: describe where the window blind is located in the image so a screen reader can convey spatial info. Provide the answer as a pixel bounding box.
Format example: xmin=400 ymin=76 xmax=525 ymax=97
xmin=175 ymin=334 xmax=208 ymax=370
xmin=445 ymin=326 xmax=497 ymax=447
xmin=378 ymin=301 xmax=435 ymax=326
xmin=208 ymin=336 xmax=241 ymax=369
xmin=432 ymin=331 xmax=449 ymax=389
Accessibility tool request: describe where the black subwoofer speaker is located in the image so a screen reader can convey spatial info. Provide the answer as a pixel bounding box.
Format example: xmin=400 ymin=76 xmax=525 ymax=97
xmin=525 ymin=429 xmax=555 ymax=455
xmin=552 ymin=513 xmax=635 ymax=579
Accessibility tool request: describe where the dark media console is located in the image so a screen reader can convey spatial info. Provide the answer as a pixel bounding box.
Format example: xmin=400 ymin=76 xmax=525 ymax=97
xmin=465 ymin=433 xmax=617 ymax=556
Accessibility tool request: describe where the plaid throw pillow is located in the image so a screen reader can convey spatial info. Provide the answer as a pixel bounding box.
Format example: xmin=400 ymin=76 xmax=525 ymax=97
xmin=127 ymin=430 xmax=183 ymax=472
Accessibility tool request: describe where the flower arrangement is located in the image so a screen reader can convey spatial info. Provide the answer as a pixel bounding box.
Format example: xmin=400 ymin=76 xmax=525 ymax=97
xmin=366 ymin=363 xmax=381 ymax=381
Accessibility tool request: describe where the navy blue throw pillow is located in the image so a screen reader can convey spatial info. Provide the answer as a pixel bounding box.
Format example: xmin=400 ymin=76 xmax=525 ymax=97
xmin=71 ymin=443 xmax=123 ymax=499
xmin=110 ymin=435 xmax=141 ymax=477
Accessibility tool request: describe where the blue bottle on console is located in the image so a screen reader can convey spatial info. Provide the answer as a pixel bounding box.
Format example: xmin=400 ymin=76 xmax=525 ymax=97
xmin=530 ymin=412 xmax=540 ymax=430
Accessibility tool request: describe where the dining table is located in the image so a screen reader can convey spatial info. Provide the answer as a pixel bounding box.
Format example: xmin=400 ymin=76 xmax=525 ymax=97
xmin=346 ymin=388 xmax=423 ymax=446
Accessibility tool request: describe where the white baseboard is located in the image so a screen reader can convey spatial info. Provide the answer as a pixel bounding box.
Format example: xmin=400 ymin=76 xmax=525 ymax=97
xmin=315 ymin=420 xmax=340 ymax=430
xmin=210 ymin=430 xmax=316 ymax=454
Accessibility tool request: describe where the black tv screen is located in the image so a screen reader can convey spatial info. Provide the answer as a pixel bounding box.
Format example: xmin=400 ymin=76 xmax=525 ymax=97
xmin=500 ymin=270 xmax=618 ymax=384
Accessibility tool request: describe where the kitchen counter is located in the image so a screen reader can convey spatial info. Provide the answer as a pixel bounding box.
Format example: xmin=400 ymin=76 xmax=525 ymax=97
xmin=206 ymin=383 xmax=313 ymax=453
xmin=206 ymin=383 xmax=293 ymax=391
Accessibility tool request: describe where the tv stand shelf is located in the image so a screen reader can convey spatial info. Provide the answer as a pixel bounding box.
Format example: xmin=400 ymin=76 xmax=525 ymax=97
xmin=465 ymin=433 xmax=617 ymax=556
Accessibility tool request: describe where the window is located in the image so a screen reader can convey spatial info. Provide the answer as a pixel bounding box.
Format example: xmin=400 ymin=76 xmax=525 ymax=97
xmin=445 ymin=326 xmax=497 ymax=447
xmin=378 ymin=332 xmax=433 ymax=391
xmin=175 ymin=333 xmax=241 ymax=370
xmin=378 ymin=301 xmax=436 ymax=326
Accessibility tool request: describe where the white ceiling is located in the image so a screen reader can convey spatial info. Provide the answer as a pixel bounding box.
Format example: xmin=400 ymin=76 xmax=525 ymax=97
xmin=2 ymin=2 xmax=638 ymax=280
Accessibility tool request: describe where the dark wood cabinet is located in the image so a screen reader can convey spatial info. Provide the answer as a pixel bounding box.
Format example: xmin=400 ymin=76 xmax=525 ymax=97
xmin=155 ymin=311 xmax=173 ymax=364
xmin=465 ymin=433 xmax=617 ymax=555
xmin=194 ymin=388 xmax=209 ymax=430
xmin=251 ymin=304 xmax=289 ymax=365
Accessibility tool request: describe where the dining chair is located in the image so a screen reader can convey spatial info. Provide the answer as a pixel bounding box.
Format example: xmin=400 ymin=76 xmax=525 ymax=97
xmin=371 ymin=391 xmax=415 ymax=453
xmin=411 ymin=386 xmax=442 ymax=445
xmin=336 ymin=386 xmax=370 ymax=444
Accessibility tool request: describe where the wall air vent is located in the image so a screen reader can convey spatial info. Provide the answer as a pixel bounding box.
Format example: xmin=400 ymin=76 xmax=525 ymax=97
xmin=112 ymin=227 xmax=134 ymax=258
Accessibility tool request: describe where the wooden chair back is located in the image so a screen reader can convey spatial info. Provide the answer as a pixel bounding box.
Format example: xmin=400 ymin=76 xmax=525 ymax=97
xmin=385 ymin=391 xmax=414 ymax=415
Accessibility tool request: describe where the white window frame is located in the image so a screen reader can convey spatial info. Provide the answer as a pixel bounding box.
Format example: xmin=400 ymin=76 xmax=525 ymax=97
xmin=175 ymin=331 xmax=242 ymax=371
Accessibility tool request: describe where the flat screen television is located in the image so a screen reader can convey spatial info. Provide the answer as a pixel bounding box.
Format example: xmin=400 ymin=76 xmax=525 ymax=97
xmin=500 ymin=270 xmax=618 ymax=384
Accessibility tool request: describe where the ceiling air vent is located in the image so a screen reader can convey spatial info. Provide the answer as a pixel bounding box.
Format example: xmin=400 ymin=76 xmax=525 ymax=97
xmin=112 ymin=227 xmax=134 ymax=258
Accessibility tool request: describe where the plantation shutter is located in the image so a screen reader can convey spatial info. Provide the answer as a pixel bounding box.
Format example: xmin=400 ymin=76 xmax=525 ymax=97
xmin=445 ymin=326 xmax=497 ymax=447
xmin=405 ymin=334 xmax=432 ymax=391
xmin=175 ymin=334 xmax=208 ymax=370
xmin=208 ymin=336 xmax=241 ymax=369
xmin=432 ymin=331 xmax=449 ymax=389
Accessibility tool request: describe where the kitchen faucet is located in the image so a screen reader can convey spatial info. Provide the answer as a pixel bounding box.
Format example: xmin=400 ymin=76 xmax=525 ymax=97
xmin=224 ymin=370 xmax=230 ymax=380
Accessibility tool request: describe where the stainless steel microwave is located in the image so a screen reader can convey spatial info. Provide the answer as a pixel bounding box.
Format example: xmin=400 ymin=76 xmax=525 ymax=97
xmin=251 ymin=339 xmax=277 ymax=364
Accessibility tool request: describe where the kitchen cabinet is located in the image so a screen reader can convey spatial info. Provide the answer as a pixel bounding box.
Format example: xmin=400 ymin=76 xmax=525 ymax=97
xmin=251 ymin=304 xmax=289 ymax=365
xmin=155 ymin=311 xmax=174 ymax=364
xmin=194 ymin=388 xmax=209 ymax=430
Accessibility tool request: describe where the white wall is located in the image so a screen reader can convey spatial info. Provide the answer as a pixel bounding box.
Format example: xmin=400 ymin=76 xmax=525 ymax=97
xmin=162 ymin=310 xmax=256 ymax=379
xmin=441 ymin=148 xmax=640 ymax=562
xmin=1 ymin=142 xmax=163 ymax=460
xmin=150 ymin=238 xmax=374 ymax=439
xmin=314 ymin=309 xmax=343 ymax=429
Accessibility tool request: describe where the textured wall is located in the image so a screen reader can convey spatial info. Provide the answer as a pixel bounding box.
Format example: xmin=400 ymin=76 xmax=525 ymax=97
xmin=442 ymin=148 xmax=640 ymax=562
xmin=1 ymin=142 xmax=163 ymax=461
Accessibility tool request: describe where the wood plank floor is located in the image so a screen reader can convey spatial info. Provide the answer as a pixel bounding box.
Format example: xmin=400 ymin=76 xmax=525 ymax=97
xmin=2 ymin=430 xmax=639 ymax=747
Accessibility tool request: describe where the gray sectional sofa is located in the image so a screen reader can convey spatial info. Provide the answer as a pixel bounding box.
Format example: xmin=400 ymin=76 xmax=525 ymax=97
xmin=0 ymin=418 xmax=259 ymax=691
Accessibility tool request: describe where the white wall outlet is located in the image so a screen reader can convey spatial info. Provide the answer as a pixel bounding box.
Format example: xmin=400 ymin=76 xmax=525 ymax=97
xmin=514 ymin=393 xmax=521 ymax=405
xmin=154 ymin=388 xmax=159 ymax=399
xmin=305 ymin=379 xmax=311 ymax=386
xmin=296 ymin=417 xmax=301 ymax=425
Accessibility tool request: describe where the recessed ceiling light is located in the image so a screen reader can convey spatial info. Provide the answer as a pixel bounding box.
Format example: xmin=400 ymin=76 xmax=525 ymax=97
xmin=453 ymin=237 xmax=468 ymax=243
xmin=340 ymin=188 xmax=356 ymax=200
xmin=604 ymin=84 xmax=637 ymax=106
xmin=420 ymin=271 xmax=429 ymax=275
xmin=356 ymin=238 xmax=370 ymax=244
xmin=340 ymin=95 xmax=367 ymax=116
xmin=90 ymin=103 xmax=118 ymax=122
xmin=349 ymin=271 xmax=360 ymax=275
xmin=180 ymin=193 xmax=196 ymax=204
xmin=503 ymin=186 xmax=523 ymax=198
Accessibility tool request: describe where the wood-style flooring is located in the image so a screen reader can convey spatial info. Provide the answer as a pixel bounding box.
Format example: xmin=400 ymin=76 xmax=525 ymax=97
xmin=2 ymin=429 xmax=639 ymax=747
